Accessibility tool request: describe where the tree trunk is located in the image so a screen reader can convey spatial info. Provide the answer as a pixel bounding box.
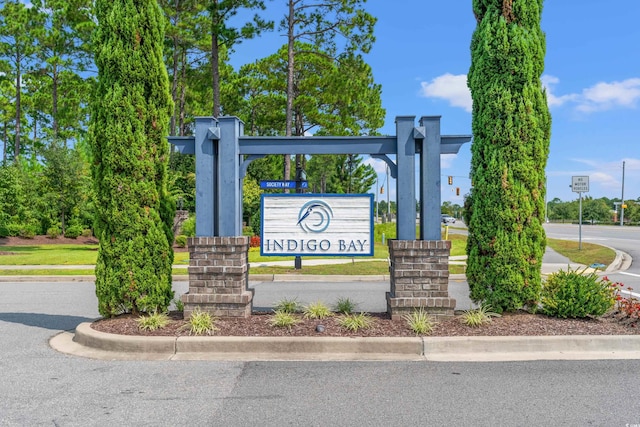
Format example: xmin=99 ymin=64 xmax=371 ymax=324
xmin=283 ymin=0 xmax=295 ymax=186
xmin=211 ymin=0 xmax=221 ymax=117
xmin=52 ymin=64 xmax=59 ymax=144
xmin=14 ymin=52 xmax=21 ymax=162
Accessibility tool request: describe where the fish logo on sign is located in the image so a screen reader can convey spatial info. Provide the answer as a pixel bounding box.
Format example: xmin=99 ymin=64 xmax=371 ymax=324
xmin=296 ymin=200 xmax=333 ymax=233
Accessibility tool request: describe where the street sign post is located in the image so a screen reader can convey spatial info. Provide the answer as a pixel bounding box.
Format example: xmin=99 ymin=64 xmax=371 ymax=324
xmin=571 ymin=176 xmax=589 ymax=193
xmin=260 ymin=180 xmax=308 ymax=190
xmin=571 ymin=176 xmax=589 ymax=250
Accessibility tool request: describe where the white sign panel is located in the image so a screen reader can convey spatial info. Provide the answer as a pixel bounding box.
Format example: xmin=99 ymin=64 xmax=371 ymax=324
xmin=571 ymin=176 xmax=589 ymax=193
xmin=261 ymin=194 xmax=373 ymax=256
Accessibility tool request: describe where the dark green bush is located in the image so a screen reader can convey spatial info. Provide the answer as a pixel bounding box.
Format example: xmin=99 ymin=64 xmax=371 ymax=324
xmin=47 ymin=227 xmax=61 ymax=239
xmin=181 ymin=216 xmax=195 ymax=237
xmin=175 ymin=235 xmax=187 ymax=248
xmin=65 ymin=225 xmax=83 ymax=239
xmin=541 ymin=268 xmax=615 ymax=318
xmin=7 ymin=223 xmax=37 ymax=238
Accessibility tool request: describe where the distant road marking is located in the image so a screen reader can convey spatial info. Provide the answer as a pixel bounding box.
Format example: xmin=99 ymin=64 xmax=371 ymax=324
xmin=620 ymin=289 xmax=640 ymax=299
xmin=620 ymin=272 xmax=640 ymax=278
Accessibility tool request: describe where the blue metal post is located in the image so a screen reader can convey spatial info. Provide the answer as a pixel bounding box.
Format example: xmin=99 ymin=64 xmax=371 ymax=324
xmin=217 ymin=117 xmax=243 ymax=236
xmin=395 ymin=116 xmax=416 ymax=240
xmin=419 ymin=116 xmax=442 ymax=240
xmin=194 ymin=117 xmax=217 ymax=237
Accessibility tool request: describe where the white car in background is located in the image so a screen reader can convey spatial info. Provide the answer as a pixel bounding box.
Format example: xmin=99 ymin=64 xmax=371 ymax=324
xmin=441 ymin=214 xmax=456 ymax=224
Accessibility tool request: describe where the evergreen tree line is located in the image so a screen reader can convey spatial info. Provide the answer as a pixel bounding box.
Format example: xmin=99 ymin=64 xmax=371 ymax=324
xmin=0 ymin=0 xmax=385 ymax=238
xmin=547 ymin=196 xmax=640 ymax=224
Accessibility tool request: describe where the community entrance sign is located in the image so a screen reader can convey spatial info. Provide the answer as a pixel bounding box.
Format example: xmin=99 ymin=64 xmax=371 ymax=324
xmin=261 ymin=194 xmax=373 ymax=257
xmin=169 ymin=115 xmax=471 ymax=320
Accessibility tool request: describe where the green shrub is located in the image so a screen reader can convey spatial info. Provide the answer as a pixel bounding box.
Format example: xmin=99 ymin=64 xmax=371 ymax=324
xmin=81 ymin=228 xmax=93 ymax=237
xmin=403 ymin=308 xmax=435 ymax=335
xmin=273 ymin=298 xmax=300 ymax=314
xmin=47 ymin=227 xmax=61 ymax=239
xmin=11 ymin=223 xmax=36 ymax=238
xmin=181 ymin=216 xmax=195 ymax=237
xmin=303 ymin=301 xmax=333 ymax=319
xmin=333 ymin=297 xmax=357 ymax=315
xmin=175 ymin=235 xmax=187 ymax=248
xmin=172 ymin=298 xmax=184 ymax=312
xmin=541 ymin=268 xmax=615 ymax=318
xmin=64 ymin=225 xmax=83 ymax=239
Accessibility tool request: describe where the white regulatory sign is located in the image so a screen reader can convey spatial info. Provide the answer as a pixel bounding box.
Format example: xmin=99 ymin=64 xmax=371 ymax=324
xmin=571 ymin=176 xmax=589 ymax=193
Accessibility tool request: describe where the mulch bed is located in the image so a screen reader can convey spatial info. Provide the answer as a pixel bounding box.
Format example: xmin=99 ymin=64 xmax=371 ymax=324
xmin=91 ymin=310 xmax=640 ymax=338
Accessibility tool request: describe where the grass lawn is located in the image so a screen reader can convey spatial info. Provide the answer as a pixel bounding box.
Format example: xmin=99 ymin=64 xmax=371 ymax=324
xmin=547 ymin=238 xmax=615 ymax=266
xmin=0 ymin=233 xmax=613 ymax=276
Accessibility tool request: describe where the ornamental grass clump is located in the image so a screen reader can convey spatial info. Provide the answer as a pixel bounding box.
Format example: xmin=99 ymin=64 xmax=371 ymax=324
xmin=184 ymin=309 xmax=218 ymax=335
xmin=303 ymin=301 xmax=333 ymax=319
xmin=136 ymin=311 xmax=169 ymax=331
xmin=460 ymin=304 xmax=501 ymax=327
xmin=541 ymin=268 xmax=615 ymax=318
xmin=338 ymin=312 xmax=373 ymax=332
xmin=270 ymin=310 xmax=300 ymax=329
xmin=403 ymin=308 xmax=435 ymax=335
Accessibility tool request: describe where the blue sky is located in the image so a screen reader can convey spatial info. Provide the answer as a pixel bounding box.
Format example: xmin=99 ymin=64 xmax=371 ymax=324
xmin=229 ymin=0 xmax=640 ymax=207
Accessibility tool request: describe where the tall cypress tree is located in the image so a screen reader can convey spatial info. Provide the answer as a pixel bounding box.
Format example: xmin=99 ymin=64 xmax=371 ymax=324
xmin=465 ymin=0 xmax=551 ymax=312
xmin=90 ymin=0 xmax=175 ymax=317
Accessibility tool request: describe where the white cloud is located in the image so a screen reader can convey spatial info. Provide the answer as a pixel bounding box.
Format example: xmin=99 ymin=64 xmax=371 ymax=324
xmin=363 ymin=157 xmax=387 ymax=174
xmin=419 ymin=74 xmax=472 ymax=112
xmin=421 ymin=73 xmax=640 ymax=114
xmin=576 ymin=78 xmax=640 ymax=112
xmin=541 ymin=75 xmax=578 ymax=107
xmin=560 ymin=158 xmax=640 ymax=192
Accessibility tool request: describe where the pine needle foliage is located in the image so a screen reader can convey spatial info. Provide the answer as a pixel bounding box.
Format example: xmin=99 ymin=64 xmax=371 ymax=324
xmin=465 ymin=0 xmax=551 ymax=312
xmin=90 ymin=0 xmax=175 ymax=317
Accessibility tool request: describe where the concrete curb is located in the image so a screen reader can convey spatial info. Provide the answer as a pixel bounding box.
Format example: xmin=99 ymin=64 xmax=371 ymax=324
xmin=49 ymin=322 xmax=640 ymax=362
xmin=606 ymin=249 xmax=632 ymax=273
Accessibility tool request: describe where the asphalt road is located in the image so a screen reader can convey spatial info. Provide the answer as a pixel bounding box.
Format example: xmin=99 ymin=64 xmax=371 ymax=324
xmin=2 ymin=280 xmax=640 ymax=426
xmin=450 ymin=222 xmax=640 ymax=292
xmin=544 ymin=223 xmax=640 ymax=292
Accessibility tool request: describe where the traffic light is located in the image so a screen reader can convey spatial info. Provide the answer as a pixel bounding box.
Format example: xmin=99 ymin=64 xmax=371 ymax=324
xmin=456 ymin=187 xmax=460 ymax=196
xmin=448 ymin=176 xmax=453 ymax=185
xmin=380 ymin=185 xmax=384 ymax=194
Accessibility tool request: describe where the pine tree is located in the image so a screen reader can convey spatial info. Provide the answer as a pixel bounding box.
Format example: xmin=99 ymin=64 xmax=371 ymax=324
xmin=90 ymin=0 xmax=175 ymax=317
xmin=465 ymin=0 xmax=551 ymax=312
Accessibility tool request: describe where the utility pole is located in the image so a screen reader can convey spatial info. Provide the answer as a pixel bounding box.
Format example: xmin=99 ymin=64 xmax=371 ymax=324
xmin=386 ymin=164 xmax=390 ymax=221
xmin=620 ymin=160 xmax=625 ymax=226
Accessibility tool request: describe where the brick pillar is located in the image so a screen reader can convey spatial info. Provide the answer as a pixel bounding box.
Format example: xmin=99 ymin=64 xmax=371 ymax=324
xmin=386 ymin=240 xmax=455 ymax=321
xmin=182 ymin=236 xmax=253 ymax=319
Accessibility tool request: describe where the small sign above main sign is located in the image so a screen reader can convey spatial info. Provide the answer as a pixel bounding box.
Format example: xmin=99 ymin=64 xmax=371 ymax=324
xmin=260 ymin=180 xmax=308 ymax=189
xmin=571 ymin=176 xmax=589 ymax=193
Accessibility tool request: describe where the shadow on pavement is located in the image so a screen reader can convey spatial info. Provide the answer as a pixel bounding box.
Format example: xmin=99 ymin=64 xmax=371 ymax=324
xmin=0 ymin=312 xmax=95 ymax=331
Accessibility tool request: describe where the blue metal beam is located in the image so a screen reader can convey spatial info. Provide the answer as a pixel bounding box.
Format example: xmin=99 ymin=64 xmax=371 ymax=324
xmin=239 ymin=136 xmax=397 ymax=155
xmin=169 ymin=116 xmax=471 ymax=240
